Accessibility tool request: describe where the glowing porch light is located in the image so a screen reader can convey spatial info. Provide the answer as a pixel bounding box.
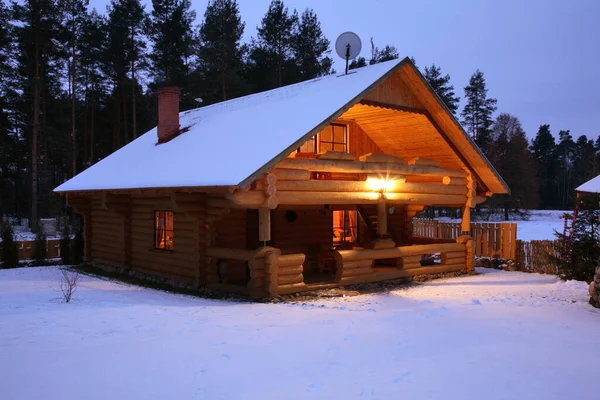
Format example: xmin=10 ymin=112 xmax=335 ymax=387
xmin=366 ymin=176 xmax=396 ymax=192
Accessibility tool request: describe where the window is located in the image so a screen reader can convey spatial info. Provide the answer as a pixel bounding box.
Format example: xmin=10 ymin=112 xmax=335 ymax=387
xmin=294 ymin=123 xmax=348 ymax=155
xmin=333 ymin=210 xmax=358 ymax=245
xmin=154 ymin=211 xmax=174 ymax=250
xmin=319 ymin=123 xmax=348 ymax=153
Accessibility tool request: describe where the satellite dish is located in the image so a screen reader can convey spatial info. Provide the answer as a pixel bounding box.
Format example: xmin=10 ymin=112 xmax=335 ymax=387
xmin=335 ymin=31 xmax=362 ymax=75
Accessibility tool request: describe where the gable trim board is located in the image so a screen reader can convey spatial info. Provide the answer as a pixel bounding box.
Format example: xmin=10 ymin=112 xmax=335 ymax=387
xmin=54 ymin=58 xmax=509 ymax=196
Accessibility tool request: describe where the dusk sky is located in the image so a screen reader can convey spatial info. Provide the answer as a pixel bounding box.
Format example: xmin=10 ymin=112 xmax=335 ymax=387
xmin=91 ymin=0 xmax=600 ymax=141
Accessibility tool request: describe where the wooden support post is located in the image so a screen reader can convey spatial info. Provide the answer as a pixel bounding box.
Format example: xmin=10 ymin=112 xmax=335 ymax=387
xmin=377 ymin=201 xmax=387 ymax=236
xmin=461 ymin=174 xmax=474 ymax=235
xmin=258 ymin=208 xmax=271 ymax=244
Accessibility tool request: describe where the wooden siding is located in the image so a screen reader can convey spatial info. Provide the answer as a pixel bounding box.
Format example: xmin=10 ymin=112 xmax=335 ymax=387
xmin=214 ymin=209 xmax=248 ymax=281
xmin=347 ymin=121 xmax=383 ymax=159
xmin=272 ymin=207 xmax=332 ymax=272
xmin=90 ymin=196 xmax=124 ymax=267
xmin=362 ymin=73 xmax=424 ymax=110
xmin=86 ymin=194 xmax=206 ymax=285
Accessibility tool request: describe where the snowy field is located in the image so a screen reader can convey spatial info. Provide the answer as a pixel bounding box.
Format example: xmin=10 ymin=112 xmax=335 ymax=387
xmin=1 ymin=266 xmax=599 ymax=400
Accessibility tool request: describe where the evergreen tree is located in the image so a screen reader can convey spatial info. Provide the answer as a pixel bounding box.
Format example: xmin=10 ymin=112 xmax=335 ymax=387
xmin=461 ymin=70 xmax=497 ymax=152
xmin=530 ymin=124 xmax=558 ymax=209
xmin=423 ymin=64 xmax=460 ymax=114
xmin=292 ymin=9 xmax=332 ymax=80
xmin=556 ymin=130 xmax=576 ymax=208
xmin=0 ymin=0 xmax=17 ymax=216
xmin=348 ymin=56 xmax=367 ymax=70
xmin=248 ymin=0 xmax=298 ymax=90
xmin=488 ymin=113 xmax=538 ymax=216
xmin=1 ymin=222 xmax=19 ymax=268
xmin=60 ymin=0 xmax=88 ymax=177
xmin=572 ymin=135 xmax=596 ymax=189
xmin=79 ymin=9 xmax=108 ymax=166
xmin=148 ymin=0 xmax=196 ymax=87
xmin=197 ymin=0 xmax=245 ymax=102
xmin=348 ymin=38 xmax=398 ymax=70
xmin=550 ymin=195 xmax=600 ymax=282
xmin=13 ymin=0 xmax=64 ymax=231
xmin=369 ymin=37 xmax=398 ymax=64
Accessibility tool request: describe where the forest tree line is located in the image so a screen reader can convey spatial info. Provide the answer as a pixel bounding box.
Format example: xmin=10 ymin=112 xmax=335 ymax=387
xmin=0 ymin=0 xmax=597 ymax=231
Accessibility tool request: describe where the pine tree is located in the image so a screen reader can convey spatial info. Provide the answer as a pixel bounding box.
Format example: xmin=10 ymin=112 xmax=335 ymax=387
xmin=369 ymin=38 xmax=398 ymax=64
xmin=423 ymin=64 xmax=460 ymax=114
xmin=13 ymin=0 xmax=64 ymax=231
xmin=573 ymin=135 xmax=596 ymax=189
xmin=461 ymin=70 xmax=497 ymax=152
xmin=292 ymin=9 xmax=332 ymax=80
xmin=550 ymin=195 xmax=600 ymax=282
xmin=148 ymin=0 xmax=196 ymax=87
xmin=0 ymin=0 xmax=16 ymax=216
xmin=348 ymin=56 xmax=367 ymax=70
xmin=197 ymin=0 xmax=245 ymax=102
xmin=556 ymin=130 xmax=576 ymax=208
xmin=79 ymin=9 xmax=107 ymax=166
xmin=348 ymin=38 xmax=398 ymax=71
xmin=530 ymin=124 xmax=558 ymax=209
xmin=60 ymin=0 xmax=88 ymax=177
xmin=248 ymin=0 xmax=298 ymax=90
xmin=488 ymin=113 xmax=538 ymax=216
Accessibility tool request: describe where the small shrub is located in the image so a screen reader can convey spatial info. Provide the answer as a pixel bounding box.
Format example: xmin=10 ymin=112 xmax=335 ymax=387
xmin=32 ymin=223 xmax=48 ymax=265
xmin=1 ymin=223 xmax=19 ymax=268
xmin=59 ymin=224 xmax=72 ymax=265
xmin=549 ymin=195 xmax=600 ymax=282
xmin=59 ymin=268 xmax=79 ymax=303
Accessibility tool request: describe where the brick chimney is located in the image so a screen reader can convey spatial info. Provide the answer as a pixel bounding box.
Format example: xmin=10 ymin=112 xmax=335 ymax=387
xmin=157 ymin=86 xmax=181 ymax=144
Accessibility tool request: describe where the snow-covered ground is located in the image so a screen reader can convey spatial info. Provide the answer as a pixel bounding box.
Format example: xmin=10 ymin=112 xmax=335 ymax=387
xmin=1 ymin=266 xmax=598 ymax=400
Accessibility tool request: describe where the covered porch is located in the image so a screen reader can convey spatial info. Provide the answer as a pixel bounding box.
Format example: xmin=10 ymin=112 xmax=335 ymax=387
xmin=205 ymin=153 xmax=478 ymax=299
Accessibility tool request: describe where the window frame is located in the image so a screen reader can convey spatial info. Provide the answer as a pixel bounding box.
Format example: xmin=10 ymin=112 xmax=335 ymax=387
xmin=295 ymin=122 xmax=349 ymax=154
xmin=318 ymin=123 xmax=348 ymax=153
xmin=333 ymin=209 xmax=359 ymax=245
xmin=154 ymin=210 xmax=174 ymax=251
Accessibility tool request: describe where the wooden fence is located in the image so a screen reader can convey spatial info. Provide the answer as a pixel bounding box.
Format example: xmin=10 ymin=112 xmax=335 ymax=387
xmin=515 ymin=240 xmax=559 ymax=274
xmin=412 ymin=219 xmax=517 ymax=259
xmin=0 ymin=239 xmax=63 ymax=261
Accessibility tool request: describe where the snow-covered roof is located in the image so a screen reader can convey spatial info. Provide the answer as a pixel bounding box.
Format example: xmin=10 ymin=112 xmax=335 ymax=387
xmin=576 ymin=174 xmax=600 ymax=193
xmin=55 ymin=59 xmax=405 ymax=193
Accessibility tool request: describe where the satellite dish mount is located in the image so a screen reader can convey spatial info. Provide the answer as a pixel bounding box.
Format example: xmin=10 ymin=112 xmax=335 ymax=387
xmin=335 ymin=31 xmax=362 ymax=75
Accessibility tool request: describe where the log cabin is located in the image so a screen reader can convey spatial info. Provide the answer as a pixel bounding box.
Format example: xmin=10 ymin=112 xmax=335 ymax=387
xmin=55 ymin=57 xmax=509 ymax=298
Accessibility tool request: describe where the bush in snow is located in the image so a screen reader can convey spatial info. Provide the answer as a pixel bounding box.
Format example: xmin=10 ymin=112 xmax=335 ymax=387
xmin=550 ymin=195 xmax=600 ymax=282
xmin=1 ymin=223 xmax=19 ymax=269
xmin=59 ymin=223 xmax=72 ymax=265
xmin=59 ymin=268 xmax=79 ymax=303
xmin=32 ymin=223 xmax=48 ymax=265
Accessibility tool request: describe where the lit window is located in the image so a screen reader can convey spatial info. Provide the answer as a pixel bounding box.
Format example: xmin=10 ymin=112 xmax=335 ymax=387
xmin=333 ymin=210 xmax=358 ymax=245
xmin=154 ymin=211 xmax=174 ymax=250
xmin=295 ymin=123 xmax=348 ymax=155
xmin=319 ymin=123 xmax=347 ymax=153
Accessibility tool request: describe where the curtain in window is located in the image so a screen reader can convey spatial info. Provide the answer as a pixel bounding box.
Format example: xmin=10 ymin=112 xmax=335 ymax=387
xmin=347 ymin=211 xmax=357 ymax=243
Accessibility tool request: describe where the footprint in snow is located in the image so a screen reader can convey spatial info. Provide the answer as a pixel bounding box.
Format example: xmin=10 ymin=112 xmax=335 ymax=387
xmin=423 ymin=306 xmax=447 ymax=318
xmin=393 ymin=370 xmax=414 ymax=383
xmin=221 ymin=354 xmax=230 ymax=360
xmin=420 ymin=300 xmax=433 ymax=305
xmin=307 ymin=383 xmax=323 ymax=392
xmin=470 ymin=299 xmax=482 ymax=305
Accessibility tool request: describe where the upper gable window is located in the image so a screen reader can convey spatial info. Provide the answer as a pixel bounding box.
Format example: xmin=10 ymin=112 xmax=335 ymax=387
xmin=295 ymin=123 xmax=348 ymax=154
xmin=319 ymin=123 xmax=347 ymax=153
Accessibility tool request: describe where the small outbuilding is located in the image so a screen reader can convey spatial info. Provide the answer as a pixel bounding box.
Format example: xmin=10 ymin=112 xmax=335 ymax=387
xmin=55 ymin=58 xmax=509 ymax=298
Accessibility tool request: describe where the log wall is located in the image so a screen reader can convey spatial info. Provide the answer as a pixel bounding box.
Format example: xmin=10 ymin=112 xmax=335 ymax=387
xmin=271 ymin=207 xmax=332 ymax=272
xmin=214 ymin=209 xmax=248 ymax=282
xmin=86 ymin=194 xmax=208 ymax=286
xmin=90 ymin=196 xmax=125 ymax=267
